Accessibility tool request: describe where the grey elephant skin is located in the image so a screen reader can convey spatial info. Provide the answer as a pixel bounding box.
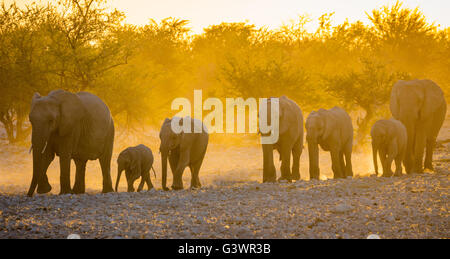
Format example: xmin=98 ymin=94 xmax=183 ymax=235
xmin=390 ymin=79 xmax=447 ymax=174
xmin=159 ymin=117 xmax=209 ymax=190
xmin=115 ymin=144 xmax=155 ymax=192
xmin=306 ymin=107 xmax=353 ymax=179
xmin=261 ymin=96 xmax=304 ymax=182
xmin=27 ymin=89 xmax=115 ymax=196
xmin=371 ymin=118 xmax=407 ymax=177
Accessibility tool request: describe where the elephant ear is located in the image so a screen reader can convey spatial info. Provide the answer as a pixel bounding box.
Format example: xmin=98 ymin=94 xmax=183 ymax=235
xmin=278 ymin=97 xmax=291 ymax=135
xmin=320 ymin=109 xmax=334 ymax=141
xmin=31 ymin=92 xmax=41 ymax=110
xmin=52 ymin=90 xmax=86 ymax=136
xmin=417 ymin=80 xmax=435 ymax=121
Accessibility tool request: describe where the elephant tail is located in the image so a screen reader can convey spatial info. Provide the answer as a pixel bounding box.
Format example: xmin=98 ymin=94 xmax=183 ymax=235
xmin=151 ymin=166 xmax=157 ymax=179
xmin=372 ymin=142 xmax=378 ymax=175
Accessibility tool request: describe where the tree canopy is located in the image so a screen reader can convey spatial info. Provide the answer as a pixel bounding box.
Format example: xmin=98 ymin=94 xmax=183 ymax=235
xmin=0 ymin=0 xmax=448 ymax=145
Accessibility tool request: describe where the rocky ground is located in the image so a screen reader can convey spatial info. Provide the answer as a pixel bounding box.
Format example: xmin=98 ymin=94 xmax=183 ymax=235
xmin=0 ymin=117 xmax=449 ymax=239
xmin=0 ymin=170 xmax=449 ymax=239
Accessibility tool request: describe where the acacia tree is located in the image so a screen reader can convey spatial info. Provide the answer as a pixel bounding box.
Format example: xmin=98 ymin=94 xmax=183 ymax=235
xmin=97 ymin=18 xmax=192 ymax=127
xmin=325 ymin=58 xmax=409 ymax=145
xmin=45 ymin=0 xmax=129 ymax=91
xmin=367 ymin=0 xmax=438 ymax=76
xmin=0 ymin=3 xmax=49 ymax=143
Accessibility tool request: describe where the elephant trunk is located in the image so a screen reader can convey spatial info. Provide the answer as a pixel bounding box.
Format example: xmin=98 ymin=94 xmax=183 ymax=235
xmin=161 ymin=151 xmax=169 ymax=191
xmin=372 ymin=141 xmax=378 ymax=175
xmin=27 ymin=146 xmax=41 ymax=197
xmin=27 ymin=128 xmax=49 ymax=197
xmin=308 ymin=140 xmax=320 ymax=180
xmin=402 ymin=118 xmax=415 ymax=174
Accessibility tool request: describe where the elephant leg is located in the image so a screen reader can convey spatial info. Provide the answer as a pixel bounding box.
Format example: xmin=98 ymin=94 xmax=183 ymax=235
xmin=99 ymin=153 xmax=114 ymax=193
xmin=279 ymin=146 xmax=292 ymax=182
xmin=189 ymin=159 xmax=204 ymax=189
xmin=189 ymin=165 xmax=196 ymax=188
xmin=262 ymin=144 xmax=277 ymax=183
xmin=37 ymin=152 xmax=55 ymax=194
xmin=172 ymin=149 xmax=190 ymax=190
xmin=403 ymin=151 xmax=413 ymax=175
xmin=144 ymin=171 xmax=153 ymax=190
xmin=414 ymin=128 xmax=426 ymax=174
xmin=344 ymin=142 xmax=353 ymax=178
xmin=378 ymin=149 xmax=388 ymax=177
xmin=59 ymin=155 xmax=72 ymax=195
xmin=394 ymin=157 xmax=403 ymax=176
xmin=169 ymin=148 xmax=179 ymax=173
xmin=291 ymin=138 xmax=302 ymax=181
xmin=339 ymin=151 xmax=346 ymax=177
xmin=330 ymin=149 xmax=343 ymax=179
xmin=72 ymin=159 xmax=87 ymax=194
xmin=383 ymin=154 xmax=394 ymax=177
xmin=137 ymin=177 xmax=145 ymax=192
xmin=424 ymin=137 xmax=435 ymax=171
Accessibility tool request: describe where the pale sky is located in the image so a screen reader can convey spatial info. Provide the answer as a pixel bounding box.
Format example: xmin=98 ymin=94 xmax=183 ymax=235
xmin=5 ymin=0 xmax=450 ymax=33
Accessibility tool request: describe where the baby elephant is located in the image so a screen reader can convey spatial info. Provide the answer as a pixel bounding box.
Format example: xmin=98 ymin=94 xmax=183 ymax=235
xmin=371 ymin=118 xmax=407 ymax=177
xmin=115 ymin=144 xmax=156 ymax=192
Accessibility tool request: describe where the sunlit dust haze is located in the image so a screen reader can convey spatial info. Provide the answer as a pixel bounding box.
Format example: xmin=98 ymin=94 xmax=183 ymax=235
xmin=0 ymin=0 xmax=449 ymax=195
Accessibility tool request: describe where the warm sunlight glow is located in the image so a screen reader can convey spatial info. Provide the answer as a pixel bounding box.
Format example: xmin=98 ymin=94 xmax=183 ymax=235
xmin=6 ymin=0 xmax=450 ymax=33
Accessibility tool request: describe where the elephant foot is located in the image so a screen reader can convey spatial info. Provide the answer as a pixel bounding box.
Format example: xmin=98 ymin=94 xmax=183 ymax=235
xmin=102 ymin=186 xmax=114 ymax=193
xmin=262 ymin=177 xmax=276 ymax=183
xmin=72 ymin=185 xmax=85 ymax=194
xmin=393 ymin=172 xmax=402 ymax=177
xmin=172 ymin=185 xmax=184 ymax=190
xmin=37 ymin=182 xmax=52 ymax=194
xmin=381 ymin=173 xmax=392 ymax=177
xmin=277 ymin=177 xmax=292 ymax=183
xmin=59 ymin=189 xmax=72 ymax=195
xmin=424 ymin=165 xmax=434 ymax=172
xmin=309 ymin=175 xmax=320 ymax=181
xmin=291 ymin=173 xmax=301 ymax=181
xmin=162 ymin=186 xmax=170 ymax=191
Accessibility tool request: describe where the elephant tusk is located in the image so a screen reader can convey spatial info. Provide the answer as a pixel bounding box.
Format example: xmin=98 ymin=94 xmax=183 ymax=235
xmin=41 ymin=141 xmax=48 ymax=154
xmin=29 ymin=145 xmax=33 ymax=154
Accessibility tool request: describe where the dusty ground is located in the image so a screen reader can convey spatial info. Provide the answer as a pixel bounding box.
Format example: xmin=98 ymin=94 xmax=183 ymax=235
xmin=0 ymin=116 xmax=449 ymax=239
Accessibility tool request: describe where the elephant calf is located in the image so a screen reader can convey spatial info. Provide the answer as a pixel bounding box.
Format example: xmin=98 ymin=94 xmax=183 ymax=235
xmin=115 ymin=144 xmax=156 ymax=192
xmin=371 ymin=118 xmax=407 ymax=177
xmin=306 ymin=107 xmax=353 ymax=180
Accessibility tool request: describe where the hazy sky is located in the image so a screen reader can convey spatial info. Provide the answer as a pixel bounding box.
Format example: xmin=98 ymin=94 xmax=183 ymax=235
xmin=6 ymin=0 xmax=450 ymax=33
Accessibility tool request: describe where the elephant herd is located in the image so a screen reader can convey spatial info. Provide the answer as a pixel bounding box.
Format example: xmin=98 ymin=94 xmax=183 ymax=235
xmin=25 ymin=79 xmax=447 ymax=197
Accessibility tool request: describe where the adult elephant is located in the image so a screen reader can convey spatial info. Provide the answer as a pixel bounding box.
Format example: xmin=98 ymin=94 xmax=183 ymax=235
xmin=159 ymin=117 xmax=209 ymax=191
xmin=27 ymin=89 xmax=115 ymax=196
xmin=260 ymin=96 xmax=304 ymax=183
xmin=306 ymin=107 xmax=353 ymax=180
xmin=390 ymin=79 xmax=447 ymax=174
